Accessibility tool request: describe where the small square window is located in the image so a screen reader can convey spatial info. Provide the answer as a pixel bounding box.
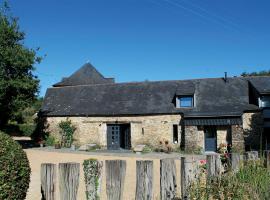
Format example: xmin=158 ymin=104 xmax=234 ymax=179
xmin=177 ymin=96 xmax=193 ymax=108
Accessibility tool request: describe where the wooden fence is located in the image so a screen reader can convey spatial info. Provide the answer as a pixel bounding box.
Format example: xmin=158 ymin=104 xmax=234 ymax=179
xmin=40 ymin=150 xmax=270 ymax=200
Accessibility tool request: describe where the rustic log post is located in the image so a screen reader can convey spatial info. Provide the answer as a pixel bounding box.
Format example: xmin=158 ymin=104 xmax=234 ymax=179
xmin=41 ymin=163 xmax=56 ymax=200
xmin=59 ymin=162 xmax=80 ymax=200
xmin=83 ymin=159 xmax=103 ymax=200
xmin=160 ymin=158 xmax=177 ymax=200
xmin=181 ymin=157 xmax=198 ymax=199
xmin=244 ymin=151 xmax=259 ymax=166
xmin=206 ymin=155 xmax=216 ymax=177
xmin=106 ymin=160 xmax=126 ymax=200
xmin=245 ymin=151 xmax=259 ymax=160
xmin=229 ymin=153 xmax=240 ymax=173
xmin=135 ymin=160 xmax=153 ymax=200
xmin=264 ymin=150 xmax=270 ymax=169
xmin=206 ymin=154 xmax=222 ymax=178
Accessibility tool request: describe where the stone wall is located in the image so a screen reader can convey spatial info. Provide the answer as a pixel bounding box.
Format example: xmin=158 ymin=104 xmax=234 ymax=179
xmin=185 ymin=125 xmax=231 ymax=152
xmin=45 ymin=114 xmax=182 ymax=149
xmin=231 ymin=124 xmax=244 ymax=152
xmin=242 ymin=111 xmax=264 ymax=150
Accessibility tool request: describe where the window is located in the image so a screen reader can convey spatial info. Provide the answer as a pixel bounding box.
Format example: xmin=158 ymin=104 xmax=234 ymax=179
xmin=176 ymin=96 xmax=194 ymax=108
xmin=259 ymin=96 xmax=270 ymax=108
xmin=173 ymin=125 xmax=178 ymax=143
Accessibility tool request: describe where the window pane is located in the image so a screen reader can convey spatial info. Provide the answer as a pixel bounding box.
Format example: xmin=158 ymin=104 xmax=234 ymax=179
xmin=179 ymin=97 xmax=193 ymax=107
xmin=261 ymin=96 xmax=270 ymax=108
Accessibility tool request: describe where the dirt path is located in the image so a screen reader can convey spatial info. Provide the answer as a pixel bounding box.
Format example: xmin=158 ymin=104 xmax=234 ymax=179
xmin=25 ymin=149 xmax=202 ymax=200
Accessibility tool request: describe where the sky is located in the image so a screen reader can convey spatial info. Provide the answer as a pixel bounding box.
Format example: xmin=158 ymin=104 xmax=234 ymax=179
xmin=6 ymin=0 xmax=270 ymax=96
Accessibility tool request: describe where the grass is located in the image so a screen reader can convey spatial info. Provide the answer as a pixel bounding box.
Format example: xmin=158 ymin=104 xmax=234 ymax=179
xmin=189 ymin=159 xmax=270 ymax=200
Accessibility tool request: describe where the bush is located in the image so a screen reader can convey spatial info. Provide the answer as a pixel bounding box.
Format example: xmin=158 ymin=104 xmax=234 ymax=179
xmin=59 ymin=119 xmax=76 ymax=147
xmin=45 ymin=135 xmax=56 ymax=146
xmin=19 ymin=123 xmax=36 ymax=137
xmin=189 ymin=160 xmax=270 ymax=200
xmin=0 ymin=131 xmax=31 ymax=199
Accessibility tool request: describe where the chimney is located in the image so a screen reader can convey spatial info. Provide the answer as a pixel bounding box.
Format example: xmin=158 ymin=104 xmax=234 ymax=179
xmin=224 ymin=72 xmax=228 ymax=82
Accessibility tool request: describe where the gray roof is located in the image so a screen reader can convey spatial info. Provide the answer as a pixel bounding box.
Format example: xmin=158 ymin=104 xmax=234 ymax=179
xmin=41 ymin=64 xmax=264 ymax=117
xmin=244 ymin=76 xmax=270 ymax=94
xmin=53 ymin=63 xmax=114 ymax=87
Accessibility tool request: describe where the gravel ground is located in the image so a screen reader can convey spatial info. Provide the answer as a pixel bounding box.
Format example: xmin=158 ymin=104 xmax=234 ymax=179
xmin=25 ymin=148 xmax=205 ymax=200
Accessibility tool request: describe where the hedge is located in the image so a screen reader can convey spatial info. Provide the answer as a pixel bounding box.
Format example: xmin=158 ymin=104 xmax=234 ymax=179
xmin=0 ymin=131 xmax=31 ymax=200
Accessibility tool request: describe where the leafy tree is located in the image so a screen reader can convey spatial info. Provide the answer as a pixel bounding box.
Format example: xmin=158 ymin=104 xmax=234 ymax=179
xmin=0 ymin=2 xmax=41 ymax=127
xmin=241 ymin=70 xmax=270 ymax=77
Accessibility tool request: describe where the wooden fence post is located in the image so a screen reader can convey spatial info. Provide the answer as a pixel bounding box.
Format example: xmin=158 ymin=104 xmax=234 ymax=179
xmin=106 ymin=160 xmax=126 ymax=200
xmin=264 ymin=150 xmax=270 ymax=169
xmin=41 ymin=163 xmax=56 ymax=200
xmin=244 ymin=151 xmax=259 ymax=160
xmin=135 ymin=160 xmax=153 ymax=200
xmin=244 ymin=151 xmax=259 ymax=166
xmin=206 ymin=154 xmax=222 ymax=178
xmin=160 ymin=158 xmax=177 ymax=200
xmin=83 ymin=159 xmax=103 ymax=200
xmin=181 ymin=157 xmax=198 ymax=199
xmin=229 ymin=153 xmax=240 ymax=173
xmin=59 ymin=162 xmax=80 ymax=200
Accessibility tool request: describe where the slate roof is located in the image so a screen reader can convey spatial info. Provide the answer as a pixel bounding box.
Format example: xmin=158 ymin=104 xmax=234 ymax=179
xmin=53 ymin=63 xmax=114 ymax=87
xmin=244 ymin=76 xmax=270 ymax=94
xmin=41 ymin=64 xmax=265 ymax=117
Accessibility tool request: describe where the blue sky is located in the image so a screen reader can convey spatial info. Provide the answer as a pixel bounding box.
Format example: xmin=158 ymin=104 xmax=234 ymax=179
xmin=7 ymin=0 xmax=270 ymax=96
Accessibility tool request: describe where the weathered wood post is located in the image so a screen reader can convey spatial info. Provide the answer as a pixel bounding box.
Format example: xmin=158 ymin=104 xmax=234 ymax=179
xmin=106 ymin=160 xmax=126 ymax=200
xmin=135 ymin=160 xmax=153 ymax=200
xmin=41 ymin=163 xmax=56 ymax=200
xmin=160 ymin=158 xmax=177 ymax=200
xmin=83 ymin=159 xmax=103 ymax=200
xmin=264 ymin=150 xmax=270 ymax=169
xmin=59 ymin=162 xmax=80 ymax=200
xmin=206 ymin=154 xmax=222 ymax=178
xmin=229 ymin=153 xmax=240 ymax=173
xmin=244 ymin=151 xmax=259 ymax=166
xmin=181 ymin=157 xmax=198 ymax=199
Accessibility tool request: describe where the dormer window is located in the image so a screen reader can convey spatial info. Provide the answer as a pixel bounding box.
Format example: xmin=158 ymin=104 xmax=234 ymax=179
xmin=176 ymin=96 xmax=194 ymax=108
xmin=259 ymin=95 xmax=270 ymax=108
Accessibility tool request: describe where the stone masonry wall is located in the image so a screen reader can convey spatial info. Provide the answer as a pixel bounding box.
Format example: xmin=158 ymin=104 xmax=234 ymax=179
xmin=185 ymin=125 xmax=231 ymax=152
xmin=242 ymin=112 xmax=264 ymax=150
xmin=45 ymin=114 xmax=182 ymax=149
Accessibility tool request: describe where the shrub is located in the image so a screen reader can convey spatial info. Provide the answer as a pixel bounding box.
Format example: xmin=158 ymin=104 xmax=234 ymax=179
xmin=189 ymin=160 xmax=270 ymax=200
xmin=45 ymin=135 xmax=56 ymax=146
xmin=142 ymin=145 xmax=153 ymax=153
xmin=0 ymin=131 xmax=31 ymax=200
xmin=58 ymin=119 xmax=76 ymax=147
xmin=19 ymin=123 xmax=36 ymax=137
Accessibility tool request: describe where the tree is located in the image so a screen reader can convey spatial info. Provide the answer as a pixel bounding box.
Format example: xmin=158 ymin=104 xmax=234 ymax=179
xmin=241 ymin=70 xmax=270 ymax=77
xmin=0 ymin=2 xmax=41 ymax=127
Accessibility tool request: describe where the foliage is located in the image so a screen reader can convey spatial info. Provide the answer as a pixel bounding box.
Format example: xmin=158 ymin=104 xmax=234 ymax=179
xmin=83 ymin=159 xmax=102 ymax=200
xmin=184 ymin=145 xmax=203 ymax=155
xmin=142 ymin=145 xmax=153 ymax=153
xmin=45 ymin=135 xmax=55 ymax=146
xmin=241 ymin=70 xmax=270 ymax=77
xmin=1 ymin=98 xmax=43 ymax=137
xmin=0 ymin=2 xmax=42 ymax=127
xmin=0 ymin=131 xmax=31 ymax=199
xmin=58 ymin=119 xmax=76 ymax=147
xmin=86 ymin=144 xmax=101 ymax=152
xmin=189 ymin=160 xmax=270 ymax=200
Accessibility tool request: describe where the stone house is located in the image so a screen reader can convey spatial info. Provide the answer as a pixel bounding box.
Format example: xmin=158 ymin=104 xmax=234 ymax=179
xmin=41 ymin=63 xmax=270 ymax=152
